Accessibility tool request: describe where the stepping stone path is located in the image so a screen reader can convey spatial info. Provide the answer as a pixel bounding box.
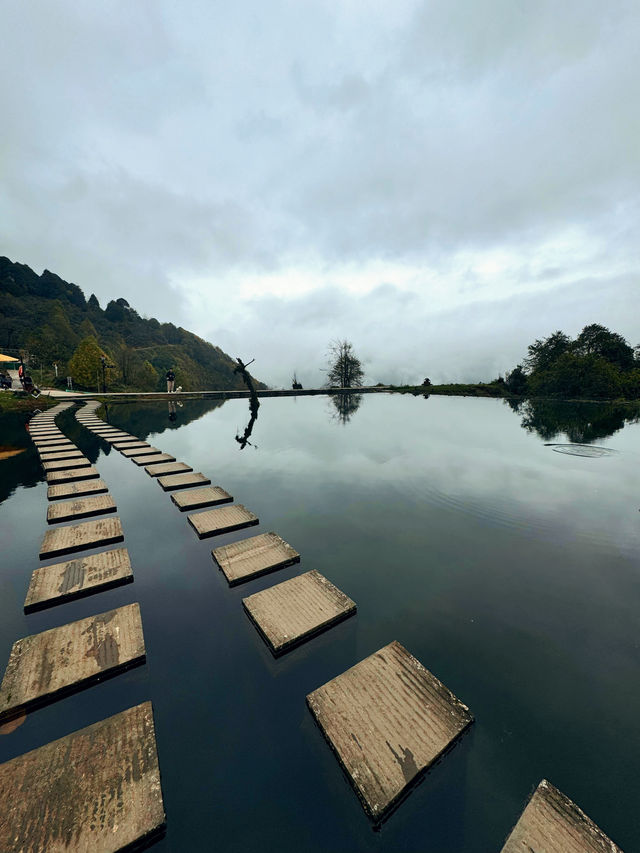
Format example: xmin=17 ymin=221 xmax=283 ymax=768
xmin=24 ymin=547 xmax=133 ymax=612
xmin=132 ymin=452 xmax=175 ymax=466
xmin=243 ymin=570 xmax=356 ymax=655
xmin=0 ymin=603 xmax=145 ymax=721
xmin=213 ymin=532 xmax=300 ymax=586
xmin=500 ymin=779 xmax=623 ymax=852
xmin=306 ymin=641 xmax=473 ymax=820
xmin=0 ymin=702 xmax=165 ymax=853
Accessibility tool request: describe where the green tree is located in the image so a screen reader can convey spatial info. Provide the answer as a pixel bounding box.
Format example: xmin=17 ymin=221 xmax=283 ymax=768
xmin=573 ymin=323 xmax=635 ymax=369
xmin=505 ymin=364 xmax=528 ymax=395
xmin=326 ymin=340 xmax=364 ymax=388
xmin=528 ymin=352 xmax=622 ymax=399
xmin=524 ymin=331 xmax=571 ymax=373
xmin=67 ymin=337 xmax=107 ymax=390
xmin=139 ymin=360 xmax=159 ymax=391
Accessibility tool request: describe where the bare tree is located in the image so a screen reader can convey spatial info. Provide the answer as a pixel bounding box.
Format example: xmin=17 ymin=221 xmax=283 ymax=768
xmin=326 ymin=340 xmax=364 ymax=388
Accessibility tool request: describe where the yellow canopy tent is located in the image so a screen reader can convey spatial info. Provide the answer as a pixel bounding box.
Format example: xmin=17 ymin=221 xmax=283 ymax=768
xmin=0 ymin=354 xmax=19 ymax=363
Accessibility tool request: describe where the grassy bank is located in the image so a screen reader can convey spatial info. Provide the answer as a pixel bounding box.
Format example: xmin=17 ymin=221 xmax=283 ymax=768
xmin=0 ymin=393 xmax=58 ymax=414
xmin=391 ymin=383 xmax=513 ymax=398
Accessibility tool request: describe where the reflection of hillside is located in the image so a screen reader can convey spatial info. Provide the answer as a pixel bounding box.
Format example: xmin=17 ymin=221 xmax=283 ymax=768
xmin=510 ymin=399 xmax=640 ymax=443
xmin=0 ymin=413 xmax=42 ymax=504
xmin=103 ymin=398 xmax=227 ymax=440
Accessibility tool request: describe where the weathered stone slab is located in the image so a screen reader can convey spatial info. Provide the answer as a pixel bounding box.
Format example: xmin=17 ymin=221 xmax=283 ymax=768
xmin=132 ymin=453 xmax=175 ymax=466
xmin=0 ymin=702 xmax=165 ymax=853
xmin=157 ymin=471 xmax=211 ymax=491
xmin=25 ymin=547 xmax=133 ymax=612
xmin=120 ymin=445 xmax=155 ymax=457
xmin=172 ymin=485 xmax=233 ymax=511
xmin=0 ymin=603 xmax=145 ymax=721
xmin=243 ymin=570 xmax=355 ymax=655
xmin=500 ymin=779 xmax=624 ymax=853
xmin=36 ymin=441 xmax=76 ymax=452
xmin=46 ymin=466 xmax=99 ymax=484
xmin=40 ymin=517 xmax=124 ymax=559
xmin=115 ymin=441 xmax=149 ymax=450
xmin=48 ymin=479 xmax=109 ymax=501
xmin=307 ymin=641 xmax=474 ymax=820
xmin=42 ymin=457 xmax=92 ymax=472
xmin=213 ymin=531 xmax=300 ymax=585
xmin=47 ymin=494 xmax=116 ymax=524
xmin=187 ymin=504 xmax=259 ymax=538
xmin=39 ymin=449 xmax=83 ymax=461
xmin=145 ymin=461 xmax=191 ymax=477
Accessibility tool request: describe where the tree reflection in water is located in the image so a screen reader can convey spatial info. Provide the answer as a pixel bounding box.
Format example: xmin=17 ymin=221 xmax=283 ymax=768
xmin=236 ymin=396 xmax=259 ymax=449
xmin=508 ymin=398 xmax=640 ymax=443
xmin=329 ymin=391 xmax=363 ymax=424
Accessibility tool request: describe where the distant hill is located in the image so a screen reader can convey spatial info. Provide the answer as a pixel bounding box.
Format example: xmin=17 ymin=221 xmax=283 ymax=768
xmin=0 ymin=257 xmax=264 ymax=392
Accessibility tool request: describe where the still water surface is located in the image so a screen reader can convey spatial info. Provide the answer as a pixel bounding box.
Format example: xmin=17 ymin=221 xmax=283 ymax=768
xmin=1 ymin=394 xmax=639 ymax=851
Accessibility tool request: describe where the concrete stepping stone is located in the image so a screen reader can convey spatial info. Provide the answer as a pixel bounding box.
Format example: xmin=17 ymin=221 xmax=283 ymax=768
xmin=0 ymin=603 xmax=145 ymax=722
xmin=40 ymin=450 xmax=83 ymax=461
xmin=307 ymin=641 xmax=473 ymax=820
xmin=188 ymin=504 xmax=259 ymax=538
xmin=157 ymin=471 xmax=211 ymax=491
xmin=146 ymin=461 xmax=192 ymax=477
xmin=500 ymin=779 xmax=623 ymax=853
xmin=213 ymin=531 xmax=299 ymax=586
xmin=243 ymin=570 xmax=355 ymax=655
xmin=48 ymin=478 xmax=109 ymax=501
xmin=33 ymin=437 xmax=73 ymax=446
xmin=40 ymin=517 xmax=124 ymax=559
xmin=120 ymin=445 xmax=155 ymax=457
xmin=115 ymin=441 xmax=150 ymax=450
xmin=46 ymin=466 xmax=99 ymax=484
xmin=132 ymin=453 xmax=175 ymax=466
xmin=25 ymin=547 xmax=133 ymax=612
xmin=42 ymin=457 xmax=91 ymax=472
xmin=47 ymin=494 xmax=116 ymax=524
xmin=171 ymin=485 xmax=233 ymax=512
xmin=36 ymin=442 xmax=76 ymax=453
xmin=0 ymin=701 xmax=165 ymax=853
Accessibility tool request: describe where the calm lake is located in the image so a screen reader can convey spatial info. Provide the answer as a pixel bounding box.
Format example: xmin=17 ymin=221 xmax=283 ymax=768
xmin=1 ymin=393 xmax=639 ymax=851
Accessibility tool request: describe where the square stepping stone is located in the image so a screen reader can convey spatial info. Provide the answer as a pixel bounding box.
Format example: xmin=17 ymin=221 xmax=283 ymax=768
xmin=145 ymin=461 xmax=192 ymax=477
xmin=47 ymin=479 xmax=109 ymax=501
xmin=47 ymin=494 xmax=116 ymax=524
xmin=40 ymin=517 xmax=124 ymax=560
xmin=0 ymin=603 xmax=145 ymax=721
xmin=46 ymin=466 xmax=99 ymax=484
xmin=171 ymin=485 xmax=233 ymax=511
xmin=157 ymin=471 xmax=211 ymax=491
xmin=213 ymin=531 xmax=299 ymax=586
xmin=120 ymin=445 xmax=155 ymax=457
xmin=42 ymin=457 xmax=91 ymax=472
xmin=24 ymin=547 xmax=134 ymax=612
xmin=243 ymin=570 xmax=355 ymax=655
xmin=36 ymin=442 xmax=75 ymax=452
xmin=131 ymin=452 xmax=173 ymax=466
xmin=187 ymin=504 xmax=258 ymax=538
xmin=0 ymin=701 xmax=165 ymax=853
xmin=307 ymin=641 xmax=473 ymax=820
xmin=500 ymin=779 xmax=623 ymax=853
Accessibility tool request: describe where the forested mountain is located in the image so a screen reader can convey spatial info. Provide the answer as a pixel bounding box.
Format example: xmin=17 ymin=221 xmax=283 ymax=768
xmin=0 ymin=257 xmax=264 ymax=391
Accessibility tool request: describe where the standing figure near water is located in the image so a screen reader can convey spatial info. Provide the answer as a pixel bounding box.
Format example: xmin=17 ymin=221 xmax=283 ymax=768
xmin=166 ymin=368 xmax=176 ymax=393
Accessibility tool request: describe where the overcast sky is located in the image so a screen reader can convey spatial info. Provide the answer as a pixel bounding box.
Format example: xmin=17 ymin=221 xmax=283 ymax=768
xmin=2 ymin=1 xmax=638 ymax=386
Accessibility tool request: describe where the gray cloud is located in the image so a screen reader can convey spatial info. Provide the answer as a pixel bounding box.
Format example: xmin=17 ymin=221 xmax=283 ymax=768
xmin=1 ymin=0 xmax=638 ymax=385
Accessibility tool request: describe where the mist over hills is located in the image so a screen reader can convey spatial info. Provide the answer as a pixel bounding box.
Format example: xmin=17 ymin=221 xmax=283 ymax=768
xmin=0 ymin=257 xmax=264 ymax=391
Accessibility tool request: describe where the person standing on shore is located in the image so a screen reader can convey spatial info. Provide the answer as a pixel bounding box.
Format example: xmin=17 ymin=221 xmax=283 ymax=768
xmin=166 ymin=367 xmax=176 ymax=393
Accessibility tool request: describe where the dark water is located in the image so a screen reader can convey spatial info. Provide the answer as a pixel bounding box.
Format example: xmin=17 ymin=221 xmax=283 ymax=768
xmin=1 ymin=394 xmax=640 ymax=852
